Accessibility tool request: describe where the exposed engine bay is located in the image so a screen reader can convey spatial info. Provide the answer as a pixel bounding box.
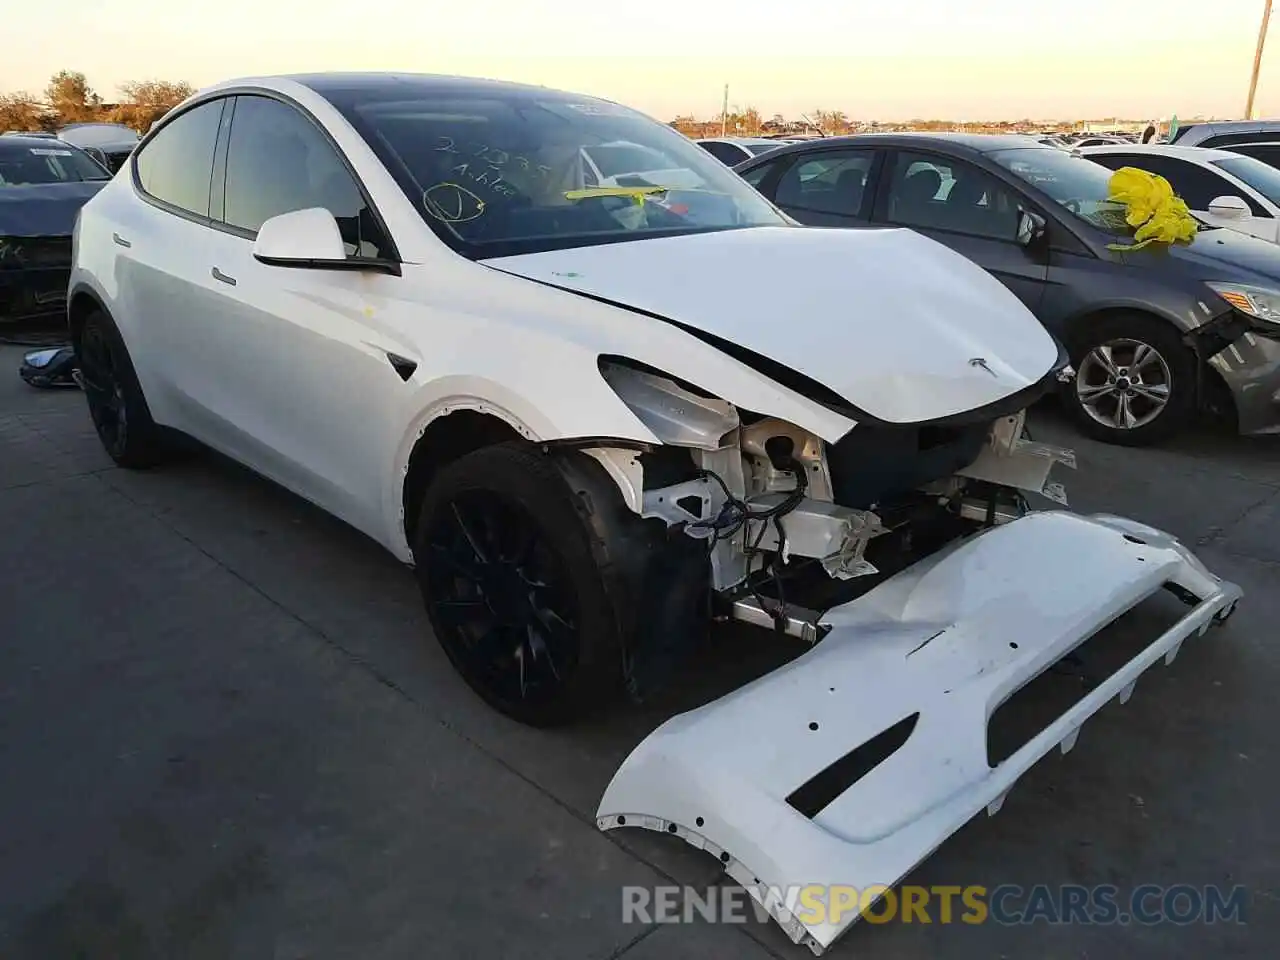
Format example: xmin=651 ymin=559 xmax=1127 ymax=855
xmin=591 ymin=359 xmax=1241 ymax=957
xmin=595 ymin=358 xmax=1076 ymax=653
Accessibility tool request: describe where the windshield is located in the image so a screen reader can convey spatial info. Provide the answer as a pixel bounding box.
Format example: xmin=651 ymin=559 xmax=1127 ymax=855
xmin=989 ymin=146 xmax=1145 ymax=235
xmin=584 ymin=143 xmax=671 ymax=179
xmin=0 ymin=142 xmax=109 ymax=185
xmin=1213 ymin=155 xmax=1280 ymax=206
xmin=743 ymin=142 xmax=784 ymax=156
xmin=338 ymin=91 xmax=787 ymax=257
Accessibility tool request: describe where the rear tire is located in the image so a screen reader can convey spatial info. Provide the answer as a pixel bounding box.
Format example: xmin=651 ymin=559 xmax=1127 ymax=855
xmin=412 ymin=442 xmax=631 ymax=726
xmin=75 ymin=309 xmax=173 ymax=468
xmin=1064 ymin=313 xmax=1196 ymax=447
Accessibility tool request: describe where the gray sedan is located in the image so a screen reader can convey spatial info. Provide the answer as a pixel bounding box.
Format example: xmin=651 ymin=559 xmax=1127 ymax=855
xmin=735 ymin=133 xmax=1280 ymax=446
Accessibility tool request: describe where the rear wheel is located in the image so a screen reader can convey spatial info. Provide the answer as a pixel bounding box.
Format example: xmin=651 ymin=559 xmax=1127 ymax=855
xmin=76 ymin=309 xmax=173 ymax=468
xmin=1065 ymin=313 xmax=1196 ymax=446
xmin=412 ymin=442 xmax=630 ymax=726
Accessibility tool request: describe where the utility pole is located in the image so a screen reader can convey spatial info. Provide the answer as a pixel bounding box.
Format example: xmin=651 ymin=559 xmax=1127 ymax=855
xmin=1246 ymin=0 xmax=1273 ymax=119
xmin=721 ymin=84 xmax=729 ymax=136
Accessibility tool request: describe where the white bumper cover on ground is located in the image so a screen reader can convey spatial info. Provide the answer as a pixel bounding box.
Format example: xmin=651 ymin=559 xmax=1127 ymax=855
xmin=597 ymin=511 xmax=1242 ymax=954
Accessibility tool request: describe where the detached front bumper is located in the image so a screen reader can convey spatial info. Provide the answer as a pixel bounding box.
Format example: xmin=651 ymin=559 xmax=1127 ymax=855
xmin=597 ymin=510 xmax=1241 ymax=955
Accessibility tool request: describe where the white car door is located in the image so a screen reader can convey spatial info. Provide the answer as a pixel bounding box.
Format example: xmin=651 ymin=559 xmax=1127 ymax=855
xmin=172 ymin=93 xmax=420 ymax=538
xmin=113 ymin=97 xmax=231 ymax=429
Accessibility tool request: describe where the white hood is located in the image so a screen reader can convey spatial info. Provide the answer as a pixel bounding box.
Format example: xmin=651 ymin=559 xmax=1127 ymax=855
xmin=486 ymin=225 xmax=1061 ymax=424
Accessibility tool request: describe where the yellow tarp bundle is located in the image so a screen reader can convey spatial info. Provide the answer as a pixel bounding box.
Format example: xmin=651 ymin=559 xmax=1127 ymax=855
xmin=1105 ymin=166 xmax=1199 ymax=251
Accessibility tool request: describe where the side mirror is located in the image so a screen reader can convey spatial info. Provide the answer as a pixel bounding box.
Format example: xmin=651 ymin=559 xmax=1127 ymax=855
xmin=1016 ymin=209 xmax=1047 ymax=246
xmin=1207 ymin=195 xmax=1251 ymax=220
xmin=253 ymin=207 xmax=348 ymax=267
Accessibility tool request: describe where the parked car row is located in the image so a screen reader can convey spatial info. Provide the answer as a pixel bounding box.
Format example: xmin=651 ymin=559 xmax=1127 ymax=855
xmin=732 ymin=133 xmax=1280 ymax=445
xmin=695 ymin=135 xmax=803 ymax=165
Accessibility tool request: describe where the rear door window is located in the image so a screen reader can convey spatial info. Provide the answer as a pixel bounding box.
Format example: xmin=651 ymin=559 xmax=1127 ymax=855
xmin=134 ymin=99 xmax=227 ymax=218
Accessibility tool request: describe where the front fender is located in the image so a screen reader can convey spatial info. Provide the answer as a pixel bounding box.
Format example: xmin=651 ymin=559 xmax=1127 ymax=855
xmin=382 ymin=373 xmax=661 ymax=559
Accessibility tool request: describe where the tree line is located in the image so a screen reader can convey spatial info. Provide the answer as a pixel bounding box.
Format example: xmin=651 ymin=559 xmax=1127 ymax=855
xmin=667 ymin=104 xmax=1146 ymax=138
xmin=669 ymin=106 xmax=845 ymax=138
xmin=0 ymin=70 xmax=194 ymax=134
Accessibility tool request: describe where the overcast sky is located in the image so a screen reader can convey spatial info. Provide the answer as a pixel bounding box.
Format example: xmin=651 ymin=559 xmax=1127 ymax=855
xmin=3 ymin=0 xmax=1274 ymax=121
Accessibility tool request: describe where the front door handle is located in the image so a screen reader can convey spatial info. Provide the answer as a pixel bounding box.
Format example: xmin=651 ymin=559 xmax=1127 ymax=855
xmin=112 ymin=232 xmax=131 ymax=248
xmin=211 ymin=266 xmax=237 ymax=287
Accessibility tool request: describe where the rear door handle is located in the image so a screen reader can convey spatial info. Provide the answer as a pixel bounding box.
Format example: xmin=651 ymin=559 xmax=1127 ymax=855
xmin=112 ymin=232 xmax=131 ymax=248
xmin=211 ymin=266 xmax=237 ymax=286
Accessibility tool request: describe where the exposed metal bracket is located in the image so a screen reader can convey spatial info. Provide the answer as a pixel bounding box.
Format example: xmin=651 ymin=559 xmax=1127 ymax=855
xmin=731 ymin=596 xmax=828 ymax=644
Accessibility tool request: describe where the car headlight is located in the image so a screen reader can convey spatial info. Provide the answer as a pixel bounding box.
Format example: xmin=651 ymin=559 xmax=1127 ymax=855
xmin=1207 ymin=282 xmax=1280 ymax=324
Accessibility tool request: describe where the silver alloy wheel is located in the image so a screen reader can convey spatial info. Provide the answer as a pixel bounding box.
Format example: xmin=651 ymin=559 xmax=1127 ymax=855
xmin=1075 ymin=338 xmax=1172 ymax=430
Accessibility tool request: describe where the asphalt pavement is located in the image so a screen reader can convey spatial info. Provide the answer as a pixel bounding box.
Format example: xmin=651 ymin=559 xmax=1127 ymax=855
xmin=1 ymin=342 xmax=1277 ymax=959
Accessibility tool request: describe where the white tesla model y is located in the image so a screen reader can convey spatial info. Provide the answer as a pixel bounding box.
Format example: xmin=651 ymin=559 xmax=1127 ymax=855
xmin=68 ymin=73 xmax=1243 ymax=956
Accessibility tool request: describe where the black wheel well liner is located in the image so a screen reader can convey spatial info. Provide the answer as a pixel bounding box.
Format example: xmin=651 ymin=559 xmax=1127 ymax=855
xmin=68 ymin=287 xmax=107 ymax=346
xmin=401 ymin=411 xmax=526 ymax=542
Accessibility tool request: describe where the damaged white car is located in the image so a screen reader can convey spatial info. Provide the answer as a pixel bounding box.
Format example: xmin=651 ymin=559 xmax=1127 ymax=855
xmin=69 ymin=73 xmax=1243 ymax=954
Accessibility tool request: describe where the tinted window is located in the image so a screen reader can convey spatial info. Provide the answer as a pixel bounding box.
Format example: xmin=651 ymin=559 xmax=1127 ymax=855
xmin=700 ymin=141 xmax=750 ymax=165
xmin=134 ymin=99 xmax=225 ymax=216
xmin=743 ymin=142 xmax=783 ymax=156
xmin=1213 ymin=156 xmax=1280 ymax=210
xmin=0 ymin=142 xmax=109 ymax=186
xmin=1088 ymin=153 xmax=1261 ymax=214
xmin=1227 ymin=142 xmax=1280 ymax=170
xmin=1200 ymin=131 xmax=1280 ymax=149
xmin=740 ymin=158 xmax=781 ymax=187
xmin=222 ymin=95 xmax=391 ymax=258
xmin=775 ymin=150 xmax=874 ymax=217
xmin=885 ymin=151 xmax=1020 ymax=241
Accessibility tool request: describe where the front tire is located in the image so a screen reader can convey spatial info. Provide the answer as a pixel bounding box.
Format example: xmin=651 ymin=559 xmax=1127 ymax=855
xmin=1064 ymin=313 xmax=1196 ymax=446
xmin=75 ymin=309 xmax=173 ymax=468
xmin=412 ymin=442 xmax=630 ymax=726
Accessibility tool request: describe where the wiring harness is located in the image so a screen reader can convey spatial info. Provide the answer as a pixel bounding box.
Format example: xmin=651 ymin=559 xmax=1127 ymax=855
xmin=689 ymin=437 xmax=809 ymax=633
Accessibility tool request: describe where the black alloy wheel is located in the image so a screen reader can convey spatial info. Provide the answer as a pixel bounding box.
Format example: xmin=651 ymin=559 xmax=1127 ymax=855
xmin=413 ymin=442 xmax=632 ymax=726
xmin=75 ymin=309 xmax=173 ymax=468
xmin=422 ymin=490 xmax=581 ymax=709
xmin=78 ymin=315 xmax=130 ymax=460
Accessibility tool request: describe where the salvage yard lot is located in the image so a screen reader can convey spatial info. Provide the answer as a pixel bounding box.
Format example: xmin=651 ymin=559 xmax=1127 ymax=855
xmin=1 ymin=340 xmax=1277 ymax=959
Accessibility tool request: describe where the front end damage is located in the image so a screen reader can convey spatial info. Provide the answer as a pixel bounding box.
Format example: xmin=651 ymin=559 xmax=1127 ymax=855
xmin=590 ymin=359 xmax=1242 ymax=955
xmin=0 ymin=235 xmax=74 ymax=322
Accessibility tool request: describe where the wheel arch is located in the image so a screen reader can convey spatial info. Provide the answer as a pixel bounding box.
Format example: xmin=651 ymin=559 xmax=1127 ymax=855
xmin=1058 ymin=303 xmax=1191 ymax=352
xmin=399 ymin=409 xmax=528 ymax=551
xmin=67 ymin=284 xmax=110 ymax=347
xmin=1060 ymin=304 xmax=1236 ymax=424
